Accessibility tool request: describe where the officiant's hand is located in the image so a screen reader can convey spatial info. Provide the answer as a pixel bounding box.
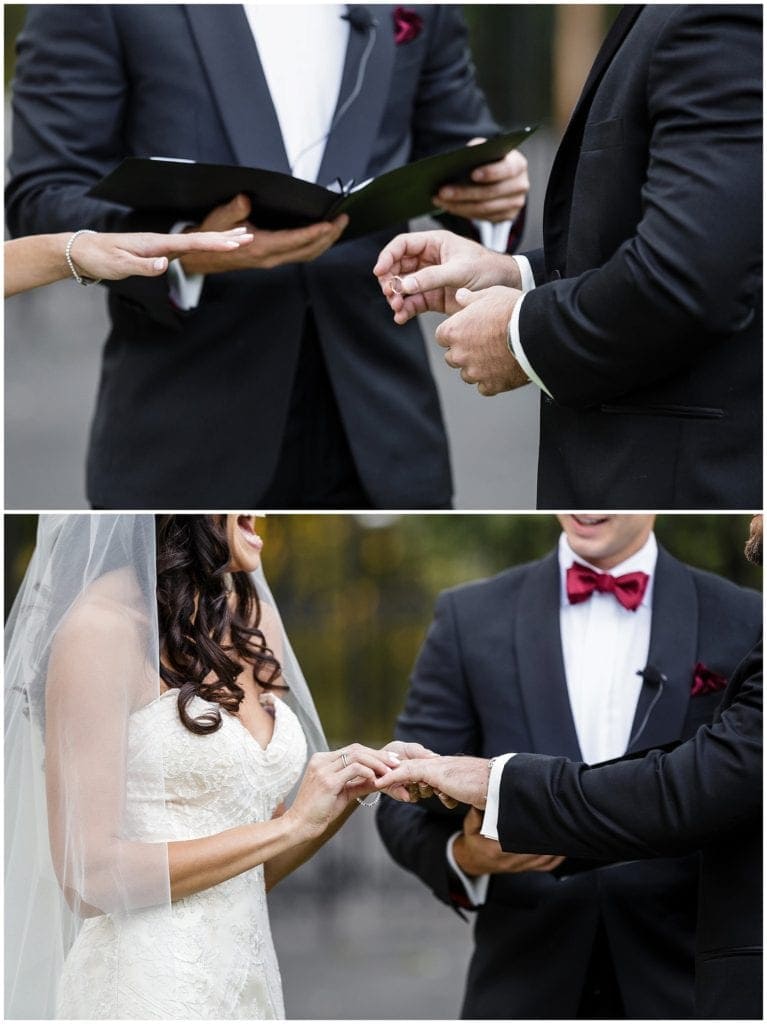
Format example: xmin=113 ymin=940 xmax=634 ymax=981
xmin=435 ymin=141 xmax=529 ymax=223
xmin=374 ymin=229 xmax=520 ymax=324
xmin=436 ymin=286 xmax=529 ymax=396
xmin=454 ymin=808 xmax=565 ymax=877
xmin=179 ymin=193 xmax=348 ymax=275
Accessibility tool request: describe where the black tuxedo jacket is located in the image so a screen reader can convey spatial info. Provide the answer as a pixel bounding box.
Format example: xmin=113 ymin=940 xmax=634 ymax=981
xmin=7 ymin=5 xmax=503 ymax=508
xmin=376 ymin=547 xmax=761 ymax=1018
xmin=520 ymin=5 xmax=762 ymax=508
xmin=498 ymin=640 xmax=762 ymax=1019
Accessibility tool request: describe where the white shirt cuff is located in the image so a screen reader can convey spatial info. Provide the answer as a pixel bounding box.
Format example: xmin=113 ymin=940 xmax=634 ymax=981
xmin=167 ymin=221 xmax=205 ymax=310
xmin=512 ymin=254 xmax=536 ymax=294
xmin=508 ymin=291 xmax=553 ymax=398
xmin=446 ymin=833 xmax=491 ymax=907
xmin=475 ymin=218 xmax=513 ymax=253
xmin=480 ymin=753 xmax=515 ymax=841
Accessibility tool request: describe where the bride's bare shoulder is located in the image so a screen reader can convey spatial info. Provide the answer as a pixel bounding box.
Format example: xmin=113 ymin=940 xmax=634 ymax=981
xmin=49 ymin=568 xmax=152 ymax=692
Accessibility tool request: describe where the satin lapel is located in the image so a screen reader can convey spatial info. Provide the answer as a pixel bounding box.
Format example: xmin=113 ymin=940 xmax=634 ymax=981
xmin=184 ymin=5 xmax=290 ymax=172
xmin=316 ymin=6 xmax=396 ymax=188
xmin=514 ymin=553 xmax=583 ymax=760
xmin=627 ymin=547 xmax=697 ymax=753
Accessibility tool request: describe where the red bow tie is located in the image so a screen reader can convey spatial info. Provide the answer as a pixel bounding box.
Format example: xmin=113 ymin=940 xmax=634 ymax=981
xmin=566 ymin=563 xmax=649 ymax=612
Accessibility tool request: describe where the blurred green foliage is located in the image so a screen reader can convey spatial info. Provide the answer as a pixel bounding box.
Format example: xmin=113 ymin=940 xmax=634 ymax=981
xmin=5 ymin=5 xmax=24 ymax=87
xmin=6 ymin=515 xmax=762 ymax=745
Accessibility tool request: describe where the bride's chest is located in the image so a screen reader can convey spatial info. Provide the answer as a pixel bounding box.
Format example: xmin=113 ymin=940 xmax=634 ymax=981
xmin=126 ymin=692 xmax=307 ymax=830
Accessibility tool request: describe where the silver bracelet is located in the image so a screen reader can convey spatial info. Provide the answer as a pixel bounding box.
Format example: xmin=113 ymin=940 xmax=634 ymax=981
xmin=65 ymin=229 xmax=101 ymax=286
xmin=356 ymin=792 xmax=381 ymax=808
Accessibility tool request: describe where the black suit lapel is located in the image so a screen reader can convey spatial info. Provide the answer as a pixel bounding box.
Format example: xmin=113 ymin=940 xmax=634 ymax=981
xmin=184 ymin=5 xmax=290 ymax=173
xmin=543 ymin=5 xmax=644 ymax=268
xmin=567 ymin=5 xmax=644 ymax=130
xmin=627 ymin=547 xmax=697 ymax=753
xmin=514 ymin=553 xmax=583 ymax=760
xmin=316 ymin=5 xmax=396 ymax=188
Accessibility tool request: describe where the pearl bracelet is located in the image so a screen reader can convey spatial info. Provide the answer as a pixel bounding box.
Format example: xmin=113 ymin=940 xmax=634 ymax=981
xmin=356 ymin=793 xmax=381 ymax=808
xmin=65 ymin=229 xmax=101 ymax=286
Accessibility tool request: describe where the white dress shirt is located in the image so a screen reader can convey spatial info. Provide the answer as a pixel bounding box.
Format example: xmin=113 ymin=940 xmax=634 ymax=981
xmin=452 ymin=532 xmax=658 ymax=900
xmin=244 ymin=5 xmax=349 ymax=183
xmin=170 ymin=5 xmax=347 ymax=307
xmin=170 ymin=4 xmax=510 ymax=308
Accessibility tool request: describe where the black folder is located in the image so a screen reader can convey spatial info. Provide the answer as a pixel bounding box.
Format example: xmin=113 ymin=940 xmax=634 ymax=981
xmin=89 ymin=126 xmax=536 ymax=241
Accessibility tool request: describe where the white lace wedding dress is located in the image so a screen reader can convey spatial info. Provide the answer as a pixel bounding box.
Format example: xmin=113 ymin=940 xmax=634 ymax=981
xmin=56 ymin=691 xmax=307 ymax=1019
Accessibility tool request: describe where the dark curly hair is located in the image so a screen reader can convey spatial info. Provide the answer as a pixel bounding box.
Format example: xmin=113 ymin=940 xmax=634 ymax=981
xmin=155 ymin=516 xmax=284 ymax=735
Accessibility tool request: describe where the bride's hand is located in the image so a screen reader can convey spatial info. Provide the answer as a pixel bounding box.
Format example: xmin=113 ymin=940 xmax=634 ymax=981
xmin=380 ymin=740 xmax=445 ymax=802
xmin=285 ymin=745 xmax=400 ymax=842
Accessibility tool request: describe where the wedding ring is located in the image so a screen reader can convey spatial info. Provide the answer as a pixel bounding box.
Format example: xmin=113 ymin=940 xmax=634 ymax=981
xmin=339 ymin=750 xmax=350 ymax=767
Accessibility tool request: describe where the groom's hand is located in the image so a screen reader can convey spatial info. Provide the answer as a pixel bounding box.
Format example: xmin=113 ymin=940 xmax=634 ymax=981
xmin=378 ymin=754 xmax=493 ymax=809
xmin=179 ymin=193 xmax=348 ymax=275
xmin=454 ymin=808 xmax=565 ymax=877
xmin=436 ymin=286 xmax=528 ymax=396
xmin=374 ymin=229 xmax=520 ymax=325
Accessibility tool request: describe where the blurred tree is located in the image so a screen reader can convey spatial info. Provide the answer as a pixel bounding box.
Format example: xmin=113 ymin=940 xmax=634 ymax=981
xmin=464 ymin=5 xmax=620 ymax=132
xmin=4 ymin=5 xmax=25 ymax=87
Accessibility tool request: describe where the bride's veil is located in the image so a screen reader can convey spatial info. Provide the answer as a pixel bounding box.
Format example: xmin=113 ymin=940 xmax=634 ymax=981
xmin=5 ymin=514 xmax=326 ymax=1018
xmin=251 ymin=561 xmax=327 ymax=758
xmin=5 ymin=514 xmax=172 ymax=1018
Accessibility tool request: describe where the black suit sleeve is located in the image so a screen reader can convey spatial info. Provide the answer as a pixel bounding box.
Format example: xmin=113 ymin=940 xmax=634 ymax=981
xmin=7 ymin=6 xmax=188 ymax=317
xmin=377 ymin=590 xmax=480 ymax=908
xmin=7 ymin=6 xmax=169 ymax=237
xmin=497 ymin=644 xmax=762 ymax=861
xmin=519 ymin=6 xmax=762 ymax=406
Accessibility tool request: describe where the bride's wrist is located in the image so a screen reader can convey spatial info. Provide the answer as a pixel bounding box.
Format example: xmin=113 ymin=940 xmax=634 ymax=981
xmin=281 ymin=806 xmax=324 ymax=845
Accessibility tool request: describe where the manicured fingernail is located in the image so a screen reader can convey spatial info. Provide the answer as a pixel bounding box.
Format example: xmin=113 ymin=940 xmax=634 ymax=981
xmin=402 ymin=276 xmax=418 ymax=293
xmin=441 ymin=187 xmax=455 ymax=198
xmin=153 ymin=258 xmax=167 ymax=271
xmin=472 ymin=169 xmax=485 ymax=181
xmin=230 ymin=226 xmax=249 ymax=234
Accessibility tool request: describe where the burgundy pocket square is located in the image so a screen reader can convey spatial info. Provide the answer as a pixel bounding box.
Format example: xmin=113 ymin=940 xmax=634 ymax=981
xmin=394 ymin=7 xmax=423 ymax=44
xmin=691 ymin=662 xmax=728 ymax=697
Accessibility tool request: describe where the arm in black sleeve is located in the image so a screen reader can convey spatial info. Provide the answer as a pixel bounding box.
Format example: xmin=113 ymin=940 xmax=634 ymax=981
xmin=498 ymin=644 xmax=762 ymax=860
xmin=6 ymin=6 xmax=175 ymax=312
xmin=519 ymin=6 xmax=762 ymax=406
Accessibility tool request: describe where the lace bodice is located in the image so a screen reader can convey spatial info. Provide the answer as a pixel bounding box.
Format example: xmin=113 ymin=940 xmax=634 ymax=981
xmin=56 ymin=692 xmax=307 ymax=1019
